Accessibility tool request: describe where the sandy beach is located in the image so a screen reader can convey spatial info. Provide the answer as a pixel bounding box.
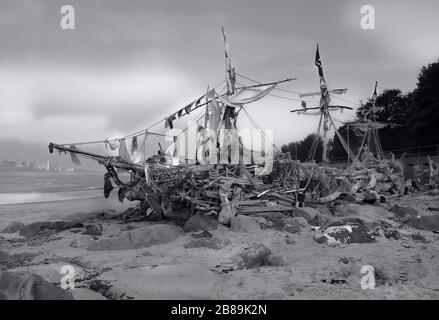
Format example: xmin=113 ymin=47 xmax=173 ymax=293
xmin=1 ymin=171 xmax=438 ymax=300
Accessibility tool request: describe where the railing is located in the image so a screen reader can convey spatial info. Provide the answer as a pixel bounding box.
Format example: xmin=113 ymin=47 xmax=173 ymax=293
xmin=329 ymin=144 xmax=439 ymax=163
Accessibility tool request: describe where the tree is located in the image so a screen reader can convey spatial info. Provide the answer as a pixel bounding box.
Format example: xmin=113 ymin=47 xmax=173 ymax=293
xmin=331 ymin=89 xmax=413 ymax=160
xmin=281 ymin=134 xmax=323 ymax=162
xmin=406 ymin=61 xmax=439 ymax=144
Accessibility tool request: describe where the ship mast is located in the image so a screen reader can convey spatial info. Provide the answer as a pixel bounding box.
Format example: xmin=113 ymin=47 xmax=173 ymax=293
xmin=291 ymin=44 xmax=352 ymax=163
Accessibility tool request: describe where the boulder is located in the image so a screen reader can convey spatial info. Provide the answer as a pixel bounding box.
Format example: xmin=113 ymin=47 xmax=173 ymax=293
xmin=87 ymin=224 xmax=183 ymax=251
xmin=182 ymin=215 xmax=218 ymax=232
xmin=0 ymin=271 xmax=73 ymax=300
xmin=1 ymin=221 xmax=25 ymax=234
xmin=237 ymin=244 xmax=272 ymax=269
xmin=315 ymin=224 xmax=375 ymax=246
xmin=292 ymin=207 xmax=319 ymax=223
xmin=230 ymin=215 xmax=261 ymax=233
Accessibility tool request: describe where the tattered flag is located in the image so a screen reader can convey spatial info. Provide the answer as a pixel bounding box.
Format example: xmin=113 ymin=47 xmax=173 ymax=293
xmin=301 ymin=100 xmax=307 ymax=110
xmin=315 ymin=44 xmax=324 ymax=78
xmin=131 ymin=136 xmax=138 ymax=153
xmin=69 ymin=145 xmax=81 ymax=166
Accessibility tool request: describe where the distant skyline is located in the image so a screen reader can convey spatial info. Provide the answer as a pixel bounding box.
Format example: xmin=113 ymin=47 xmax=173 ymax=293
xmin=1 ymin=0 xmax=438 ymax=165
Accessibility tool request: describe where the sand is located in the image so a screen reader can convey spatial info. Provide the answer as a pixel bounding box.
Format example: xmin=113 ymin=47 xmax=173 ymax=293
xmin=1 ymin=192 xmax=438 ymax=300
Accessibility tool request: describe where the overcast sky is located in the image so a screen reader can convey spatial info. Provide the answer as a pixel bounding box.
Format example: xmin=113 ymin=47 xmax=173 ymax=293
xmin=1 ymin=0 xmax=438 ymax=164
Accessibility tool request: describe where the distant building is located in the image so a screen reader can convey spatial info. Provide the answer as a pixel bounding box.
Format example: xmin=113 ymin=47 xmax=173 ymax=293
xmin=1 ymin=160 xmax=17 ymax=168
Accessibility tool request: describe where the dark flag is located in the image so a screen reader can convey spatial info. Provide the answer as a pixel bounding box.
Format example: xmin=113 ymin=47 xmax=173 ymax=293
xmin=301 ymin=100 xmax=307 ymax=110
xmin=315 ymin=44 xmax=324 ymax=77
xmin=372 ymin=81 xmax=378 ymax=101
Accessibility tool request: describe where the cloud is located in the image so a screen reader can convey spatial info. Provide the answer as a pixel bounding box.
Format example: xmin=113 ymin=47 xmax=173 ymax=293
xmin=0 ymin=64 xmax=204 ymax=143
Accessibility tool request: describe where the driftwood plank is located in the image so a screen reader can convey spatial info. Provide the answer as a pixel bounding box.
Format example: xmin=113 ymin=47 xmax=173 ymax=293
xmin=237 ymin=205 xmax=294 ymax=213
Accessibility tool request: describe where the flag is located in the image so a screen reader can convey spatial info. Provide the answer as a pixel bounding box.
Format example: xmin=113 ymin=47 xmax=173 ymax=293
xmin=301 ymin=100 xmax=307 ymax=110
xmin=315 ymin=44 xmax=324 ymax=77
xmin=372 ymin=81 xmax=378 ymax=101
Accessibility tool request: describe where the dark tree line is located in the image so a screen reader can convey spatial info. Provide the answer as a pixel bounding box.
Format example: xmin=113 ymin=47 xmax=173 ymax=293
xmin=282 ymin=60 xmax=439 ymax=161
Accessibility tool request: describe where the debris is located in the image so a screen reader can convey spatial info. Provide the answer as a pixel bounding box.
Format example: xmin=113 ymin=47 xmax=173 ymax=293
xmin=314 ymin=224 xmax=375 ymax=246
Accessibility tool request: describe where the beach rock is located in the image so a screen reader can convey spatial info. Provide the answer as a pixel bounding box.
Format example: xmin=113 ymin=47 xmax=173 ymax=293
xmin=384 ymin=229 xmax=401 ymax=240
xmin=18 ymin=221 xmax=84 ymax=238
xmin=82 ymin=224 xmax=103 ymax=236
xmin=292 ymin=207 xmax=319 ymax=223
xmin=87 ymin=224 xmax=183 ymax=251
xmin=315 ymin=224 xmax=375 ymax=246
xmin=230 ymin=215 xmax=261 ymax=233
xmin=101 ymin=263 xmax=220 ymax=299
xmin=408 ymin=215 xmax=439 ymax=231
xmin=182 ymin=214 xmax=218 ymax=232
xmin=237 ymin=244 xmax=272 ymax=269
xmin=0 ymin=271 xmax=73 ymax=300
xmin=71 ymin=235 xmax=95 ymax=249
xmin=1 ymin=221 xmax=25 ymax=234
xmin=184 ymin=237 xmax=230 ymax=250
xmin=362 ymin=191 xmax=378 ymax=204
xmin=390 ymin=205 xmax=419 ymax=218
